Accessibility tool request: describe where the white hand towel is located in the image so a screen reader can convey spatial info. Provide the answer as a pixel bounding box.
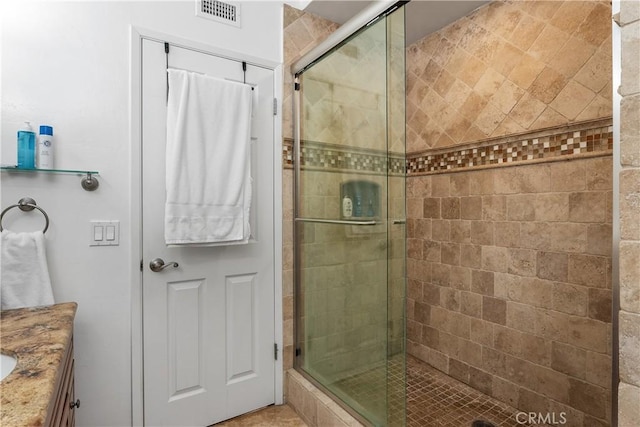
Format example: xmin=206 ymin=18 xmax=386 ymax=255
xmin=165 ymin=69 xmax=253 ymax=245
xmin=0 ymin=230 xmax=55 ymax=310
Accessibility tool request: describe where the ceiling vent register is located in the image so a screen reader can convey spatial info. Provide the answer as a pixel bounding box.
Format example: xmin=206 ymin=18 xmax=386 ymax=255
xmin=196 ymin=0 xmax=241 ymax=27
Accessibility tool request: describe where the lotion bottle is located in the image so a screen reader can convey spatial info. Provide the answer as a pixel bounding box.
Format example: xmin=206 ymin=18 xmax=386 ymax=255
xmin=17 ymin=121 xmax=36 ymax=169
xmin=37 ymin=125 xmax=54 ymax=169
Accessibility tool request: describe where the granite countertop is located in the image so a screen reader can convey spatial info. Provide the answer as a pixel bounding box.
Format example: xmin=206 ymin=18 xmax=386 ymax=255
xmin=1 ymin=302 xmax=77 ymax=427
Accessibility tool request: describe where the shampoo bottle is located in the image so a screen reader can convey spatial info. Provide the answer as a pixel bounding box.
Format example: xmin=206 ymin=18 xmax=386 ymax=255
xmin=17 ymin=121 xmax=36 ymax=169
xmin=37 ymin=125 xmax=54 ymax=169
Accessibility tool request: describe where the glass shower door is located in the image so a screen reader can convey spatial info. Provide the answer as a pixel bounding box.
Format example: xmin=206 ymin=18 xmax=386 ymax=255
xmin=294 ymin=7 xmax=406 ymax=426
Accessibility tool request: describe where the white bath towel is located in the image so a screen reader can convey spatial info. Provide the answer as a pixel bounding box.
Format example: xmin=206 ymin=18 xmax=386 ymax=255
xmin=165 ymin=69 xmax=253 ymax=245
xmin=0 ymin=230 xmax=55 ymax=309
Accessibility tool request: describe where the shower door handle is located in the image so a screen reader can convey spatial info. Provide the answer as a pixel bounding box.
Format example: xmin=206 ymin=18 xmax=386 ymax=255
xmin=149 ymin=258 xmax=179 ymax=272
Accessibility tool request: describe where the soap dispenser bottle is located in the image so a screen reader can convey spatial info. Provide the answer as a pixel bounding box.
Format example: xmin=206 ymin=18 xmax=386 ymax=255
xmin=17 ymin=121 xmax=36 ymax=169
xmin=342 ymin=195 xmax=353 ymax=218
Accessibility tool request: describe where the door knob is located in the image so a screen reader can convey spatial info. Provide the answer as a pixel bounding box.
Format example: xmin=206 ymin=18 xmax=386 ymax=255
xmin=149 ymin=258 xmax=179 ymax=272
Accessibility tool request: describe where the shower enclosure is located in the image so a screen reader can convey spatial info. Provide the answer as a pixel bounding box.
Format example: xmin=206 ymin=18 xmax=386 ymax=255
xmin=292 ymin=3 xmax=406 ymax=426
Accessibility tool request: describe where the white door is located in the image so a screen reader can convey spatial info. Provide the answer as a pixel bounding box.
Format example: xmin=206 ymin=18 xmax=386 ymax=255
xmin=141 ymin=39 xmax=276 ymax=426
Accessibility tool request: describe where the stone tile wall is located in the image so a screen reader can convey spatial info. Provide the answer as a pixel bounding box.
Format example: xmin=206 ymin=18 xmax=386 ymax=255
xmin=406 ymin=1 xmax=614 ymax=426
xmin=407 ymin=0 xmax=612 ymax=152
xmin=406 ymin=156 xmax=613 ymax=426
xmin=617 ymin=0 xmax=640 ymax=425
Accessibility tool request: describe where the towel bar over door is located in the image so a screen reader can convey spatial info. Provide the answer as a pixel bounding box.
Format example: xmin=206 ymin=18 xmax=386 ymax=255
xmin=0 ymin=197 xmax=50 ymax=233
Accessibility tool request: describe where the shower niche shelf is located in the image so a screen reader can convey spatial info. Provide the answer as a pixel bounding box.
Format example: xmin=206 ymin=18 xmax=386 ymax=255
xmin=1 ymin=166 xmax=100 ymax=191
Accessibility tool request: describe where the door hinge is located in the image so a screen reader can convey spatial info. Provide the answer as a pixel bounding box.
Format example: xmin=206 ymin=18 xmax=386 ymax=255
xmin=294 ymin=82 xmax=300 ymax=91
xmin=273 ymin=98 xmax=278 ymax=116
xmin=295 ymin=347 xmax=301 ymax=357
xmin=140 ymin=260 xmax=143 ymax=272
xmin=274 ymin=343 xmax=278 ymax=360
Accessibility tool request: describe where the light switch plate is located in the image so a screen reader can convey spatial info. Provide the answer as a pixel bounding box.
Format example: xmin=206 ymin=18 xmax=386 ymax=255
xmin=90 ymin=221 xmax=120 ymax=246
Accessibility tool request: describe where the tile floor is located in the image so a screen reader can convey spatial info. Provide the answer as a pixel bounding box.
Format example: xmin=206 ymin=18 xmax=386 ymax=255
xmin=213 ymin=404 xmax=306 ymax=427
xmin=216 ymin=355 xmax=545 ymax=427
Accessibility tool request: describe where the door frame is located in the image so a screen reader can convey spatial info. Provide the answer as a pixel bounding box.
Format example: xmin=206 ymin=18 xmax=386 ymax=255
xmin=129 ymin=26 xmax=283 ymax=426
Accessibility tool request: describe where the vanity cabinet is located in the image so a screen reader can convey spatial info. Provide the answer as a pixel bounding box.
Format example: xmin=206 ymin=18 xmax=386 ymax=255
xmin=47 ymin=336 xmax=77 ymax=427
xmin=0 ymin=302 xmax=78 ymax=427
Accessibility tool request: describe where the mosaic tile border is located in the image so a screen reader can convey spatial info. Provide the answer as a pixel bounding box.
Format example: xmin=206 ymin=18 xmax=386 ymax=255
xmin=407 ymin=118 xmax=613 ymax=175
xmin=282 ymin=139 xmax=406 ymax=176
xmin=282 ymin=118 xmax=613 ymax=176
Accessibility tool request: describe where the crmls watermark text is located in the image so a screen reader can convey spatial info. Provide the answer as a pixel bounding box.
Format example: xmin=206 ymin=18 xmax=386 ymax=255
xmin=515 ymin=412 xmax=567 ymax=425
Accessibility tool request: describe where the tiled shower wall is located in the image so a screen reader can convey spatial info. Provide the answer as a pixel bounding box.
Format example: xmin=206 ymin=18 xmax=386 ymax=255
xmin=407 ymin=0 xmax=612 ymax=152
xmin=406 ymin=1 xmax=614 ymax=426
xmin=406 ymin=157 xmax=613 ymax=426
xmin=617 ymin=0 xmax=640 ymax=425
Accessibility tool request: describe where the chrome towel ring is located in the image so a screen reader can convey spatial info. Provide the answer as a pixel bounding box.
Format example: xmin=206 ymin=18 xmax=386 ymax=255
xmin=0 ymin=197 xmax=50 ymax=233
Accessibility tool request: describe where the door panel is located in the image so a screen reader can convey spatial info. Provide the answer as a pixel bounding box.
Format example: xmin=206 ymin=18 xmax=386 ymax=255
xmin=141 ymin=39 xmax=275 ymax=426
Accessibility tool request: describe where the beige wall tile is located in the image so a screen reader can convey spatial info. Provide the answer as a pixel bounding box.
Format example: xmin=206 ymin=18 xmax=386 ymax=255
xmin=618 ymin=383 xmax=640 ymax=426
xmin=461 ymin=244 xmax=482 ymax=268
xmin=620 ymin=241 xmax=640 ymax=313
xmin=534 ymin=193 xmax=569 ymax=222
xmin=569 ymin=192 xmax=607 ymax=222
xmin=507 ymin=194 xmax=536 ymax=221
xmin=620 ymin=169 xmax=640 ymax=240
xmin=551 ymin=341 xmax=586 ymax=379
xmin=568 ymin=377 xmax=608 ymax=419
xmin=550 ymin=80 xmax=597 ymax=120
xmin=471 ymin=270 xmax=495 ymax=296
xmin=491 ymin=375 xmax=519 ymax=407
xmin=553 ymin=282 xmax=589 ymax=316
xmin=621 ymin=94 xmax=640 ymax=167
xmin=549 ymin=1 xmax=595 ymax=34
xmin=575 ymin=44 xmax=613 ymax=93
xmin=482 ymin=245 xmax=508 ymax=273
xmin=585 ymin=350 xmax=612 ymax=389
xmin=494 ymin=221 xmax=521 ymax=248
xmin=529 ymin=66 xmax=568 ymax=104
xmin=493 ymin=325 xmax=522 ymax=357
xmin=574 ymin=2 xmax=613 ymax=46
xmin=506 ymin=301 xmax=537 ymax=334
xmin=619 ymin=311 xmax=640 ymax=387
xmin=568 ymin=254 xmax=609 ymax=288
xmin=586 ymin=157 xmax=613 ymax=191
xmin=441 ymin=197 xmax=461 ymax=219
xmin=508 ymin=248 xmax=537 ymax=277
xmin=521 ymin=333 xmax=551 ymax=367
xmin=620 ymin=0 xmax=640 ymax=24
xmin=549 ymin=161 xmax=587 ymax=192
xmin=528 ymin=25 xmax=570 ymax=63
xmin=451 ymin=220 xmax=471 ymax=244
xmin=461 ymin=196 xmax=482 ymax=220
xmin=482 ymin=195 xmax=506 ymax=221
xmin=471 ymin=220 xmax=495 ymax=245
xmin=482 ymin=296 xmax=507 ymax=325
xmin=518 ymin=387 xmax=550 ymax=414
xmin=537 ymin=251 xmax=568 ymax=282
xmin=509 ymin=53 xmax=546 ymax=90
xmin=588 ymin=288 xmax=612 ymax=322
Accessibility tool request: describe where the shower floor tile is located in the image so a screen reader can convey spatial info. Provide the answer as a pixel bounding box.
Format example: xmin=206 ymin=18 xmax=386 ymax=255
xmin=334 ymin=355 xmax=544 ymax=427
xmin=407 ymin=355 xmax=549 ymax=427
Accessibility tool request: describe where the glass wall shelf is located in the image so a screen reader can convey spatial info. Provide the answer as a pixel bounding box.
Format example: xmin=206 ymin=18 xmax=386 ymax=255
xmin=1 ymin=166 xmax=100 ymax=191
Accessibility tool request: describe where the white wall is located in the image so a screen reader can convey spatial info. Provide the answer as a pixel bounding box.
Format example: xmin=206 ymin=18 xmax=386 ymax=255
xmin=1 ymin=1 xmax=283 ymax=425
